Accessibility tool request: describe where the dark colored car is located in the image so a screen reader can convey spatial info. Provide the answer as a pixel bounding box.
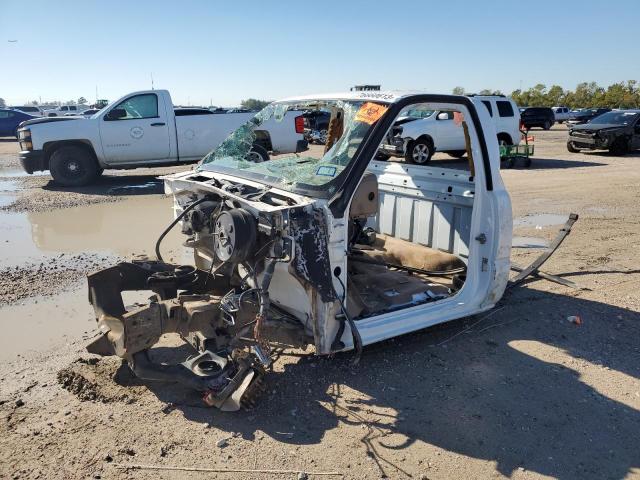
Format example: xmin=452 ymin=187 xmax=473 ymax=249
xmin=0 ymin=109 xmax=35 ymax=137
xmin=567 ymin=108 xmax=611 ymax=125
xmin=520 ymin=107 xmax=555 ymax=130
xmin=302 ymin=110 xmax=331 ymax=131
xmin=567 ymin=110 xmax=640 ymax=155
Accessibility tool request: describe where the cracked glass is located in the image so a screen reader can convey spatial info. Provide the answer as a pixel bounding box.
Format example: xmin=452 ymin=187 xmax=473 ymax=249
xmin=199 ymin=99 xmax=387 ymax=195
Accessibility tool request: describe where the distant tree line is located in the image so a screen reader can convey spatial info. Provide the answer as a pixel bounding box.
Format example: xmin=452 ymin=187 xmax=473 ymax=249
xmin=452 ymin=81 xmax=640 ymax=109
xmin=240 ymin=98 xmax=271 ymax=111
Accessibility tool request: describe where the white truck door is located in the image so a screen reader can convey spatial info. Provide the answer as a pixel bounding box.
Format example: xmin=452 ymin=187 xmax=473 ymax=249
xmin=435 ymin=111 xmax=464 ymax=150
xmin=99 ymin=93 xmax=171 ymax=163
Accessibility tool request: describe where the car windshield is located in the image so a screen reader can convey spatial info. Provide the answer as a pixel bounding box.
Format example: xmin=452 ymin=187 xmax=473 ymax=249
xmin=590 ymin=111 xmax=638 ymax=125
xmin=199 ymin=99 xmax=389 ymax=196
xmin=398 ymin=107 xmax=433 ymax=119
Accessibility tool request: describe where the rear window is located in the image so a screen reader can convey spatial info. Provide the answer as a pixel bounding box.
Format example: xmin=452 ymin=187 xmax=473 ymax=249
xmin=481 ymin=100 xmax=493 ymax=117
xmin=497 ymin=101 xmax=514 ymax=117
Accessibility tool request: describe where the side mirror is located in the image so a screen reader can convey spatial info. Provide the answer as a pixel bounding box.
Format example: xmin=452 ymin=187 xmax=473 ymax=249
xmin=105 ymin=108 xmax=127 ymax=120
xmin=437 ymin=112 xmax=450 ymax=121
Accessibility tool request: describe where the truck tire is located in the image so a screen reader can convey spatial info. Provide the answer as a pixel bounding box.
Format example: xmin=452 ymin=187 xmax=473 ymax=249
xmin=567 ymin=141 xmax=580 ymax=153
xmin=405 ymin=138 xmax=433 ymax=165
xmin=609 ymin=138 xmax=628 ymax=156
xmin=246 ymin=144 xmax=269 ymax=163
xmin=49 ymin=145 xmax=100 ymax=187
xmin=543 ymin=120 xmax=552 ymax=130
xmin=448 ymin=150 xmax=466 ymax=158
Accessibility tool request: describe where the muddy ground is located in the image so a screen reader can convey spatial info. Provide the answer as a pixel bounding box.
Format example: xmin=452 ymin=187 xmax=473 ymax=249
xmin=0 ymin=130 xmax=638 ymax=480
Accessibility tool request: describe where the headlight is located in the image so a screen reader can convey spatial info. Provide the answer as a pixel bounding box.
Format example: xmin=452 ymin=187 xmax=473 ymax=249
xmin=18 ymin=128 xmax=33 ymax=151
xmin=18 ymin=128 xmax=31 ymax=140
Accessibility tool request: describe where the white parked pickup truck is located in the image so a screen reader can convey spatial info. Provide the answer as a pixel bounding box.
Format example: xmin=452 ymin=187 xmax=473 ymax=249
xmin=18 ymin=90 xmax=307 ymax=186
xmin=379 ymin=95 xmax=521 ymax=164
xmin=552 ymin=106 xmax=571 ymax=123
xmin=44 ymin=105 xmax=81 ymax=117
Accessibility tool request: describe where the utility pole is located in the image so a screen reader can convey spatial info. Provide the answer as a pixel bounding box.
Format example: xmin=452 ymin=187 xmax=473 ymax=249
xmin=151 ymin=73 xmax=154 ymax=90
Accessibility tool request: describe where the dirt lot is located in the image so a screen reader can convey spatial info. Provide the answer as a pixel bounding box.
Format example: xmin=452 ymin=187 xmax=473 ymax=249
xmin=0 ymin=130 xmax=639 ymax=480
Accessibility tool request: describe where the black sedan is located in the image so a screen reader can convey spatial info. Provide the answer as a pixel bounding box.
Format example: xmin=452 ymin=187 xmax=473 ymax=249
xmin=567 ymin=110 xmax=640 ymax=155
xmin=567 ymin=108 xmax=611 ymax=125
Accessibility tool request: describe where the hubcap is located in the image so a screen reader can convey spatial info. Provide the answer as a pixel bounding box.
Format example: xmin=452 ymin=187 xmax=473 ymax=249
xmin=66 ymin=160 xmax=82 ymax=176
xmin=412 ymin=143 xmax=430 ymax=163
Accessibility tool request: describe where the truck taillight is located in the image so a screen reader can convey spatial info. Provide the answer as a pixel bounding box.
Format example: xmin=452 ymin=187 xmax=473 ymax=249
xmin=295 ymin=115 xmax=304 ymax=134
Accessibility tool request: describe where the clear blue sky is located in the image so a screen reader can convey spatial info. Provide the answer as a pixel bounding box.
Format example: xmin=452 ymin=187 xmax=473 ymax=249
xmin=1 ymin=0 xmax=639 ymax=106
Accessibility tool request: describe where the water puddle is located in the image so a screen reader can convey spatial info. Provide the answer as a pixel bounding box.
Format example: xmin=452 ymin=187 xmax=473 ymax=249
xmin=1 ymin=195 xmax=189 ymax=269
xmin=0 ymin=287 xmax=153 ymax=362
xmin=0 ymin=166 xmax=47 ymax=177
xmin=512 ymin=236 xmax=550 ymax=249
xmin=513 ymin=213 xmax=568 ymax=229
xmin=0 ymin=194 xmax=193 ymax=359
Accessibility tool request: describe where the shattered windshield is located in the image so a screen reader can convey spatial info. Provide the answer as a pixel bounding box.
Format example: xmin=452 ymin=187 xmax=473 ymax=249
xmin=198 ymin=99 xmax=389 ymax=195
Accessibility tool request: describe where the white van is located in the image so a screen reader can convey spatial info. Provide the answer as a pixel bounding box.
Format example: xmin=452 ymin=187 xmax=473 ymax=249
xmin=380 ymin=95 xmax=521 ymax=164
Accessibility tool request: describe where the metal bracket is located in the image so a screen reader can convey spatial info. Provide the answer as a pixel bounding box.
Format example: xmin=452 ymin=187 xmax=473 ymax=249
xmin=508 ymin=213 xmax=583 ymax=290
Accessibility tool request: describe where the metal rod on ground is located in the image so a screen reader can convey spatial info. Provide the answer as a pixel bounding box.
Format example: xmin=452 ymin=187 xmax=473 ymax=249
xmin=508 ymin=213 xmax=579 ymax=289
xmin=510 ymin=264 xmax=588 ymax=290
xmin=111 ymin=463 xmax=344 ymax=477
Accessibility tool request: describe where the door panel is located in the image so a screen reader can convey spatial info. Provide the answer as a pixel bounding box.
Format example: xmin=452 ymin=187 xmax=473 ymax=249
xmin=435 ymin=111 xmax=464 ymax=151
xmin=100 ymin=93 xmax=170 ymax=163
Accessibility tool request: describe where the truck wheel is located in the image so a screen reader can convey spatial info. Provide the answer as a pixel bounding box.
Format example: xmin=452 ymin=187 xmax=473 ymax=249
xmin=49 ymin=145 xmax=100 ymax=187
xmin=405 ymin=139 xmax=433 ymax=165
xmin=375 ymin=151 xmax=390 ymax=160
xmin=609 ymin=138 xmax=628 ymax=156
xmin=448 ymin=150 xmax=466 ymax=158
xmin=246 ymin=144 xmax=269 ymax=163
xmin=543 ymin=120 xmax=552 ymax=130
xmin=567 ymin=141 xmax=580 ymax=153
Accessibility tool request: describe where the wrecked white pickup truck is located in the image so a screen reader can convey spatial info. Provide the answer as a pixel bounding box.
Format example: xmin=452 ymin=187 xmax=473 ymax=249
xmin=86 ymin=91 xmax=513 ymax=410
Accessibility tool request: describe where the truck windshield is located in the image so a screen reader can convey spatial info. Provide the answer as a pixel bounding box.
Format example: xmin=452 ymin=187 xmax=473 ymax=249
xmin=198 ymin=99 xmax=388 ymax=195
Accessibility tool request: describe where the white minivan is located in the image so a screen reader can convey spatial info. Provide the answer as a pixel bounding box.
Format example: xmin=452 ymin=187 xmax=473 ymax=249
xmin=380 ymin=95 xmax=521 ymax=164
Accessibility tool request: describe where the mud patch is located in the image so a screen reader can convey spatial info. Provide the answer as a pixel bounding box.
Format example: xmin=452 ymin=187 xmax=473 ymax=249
xmin=0 ymin=253 xmax=119 ymax=304
xmin=57 ymin=357 xmax=142 ymax=404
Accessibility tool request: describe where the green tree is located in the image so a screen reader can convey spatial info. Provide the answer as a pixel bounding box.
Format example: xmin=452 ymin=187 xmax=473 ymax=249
xmin=240 ymin=98 xmax=270 ymax=111
xmin=0 ymin=98 xmax=5 ymax=108
xmin=452 ymin=86 xmax=465 ymax=95
xmin=77 ymin=96 xmax=87 ymax=105
xmin=546 ymin=85 xmax=565 ymax=106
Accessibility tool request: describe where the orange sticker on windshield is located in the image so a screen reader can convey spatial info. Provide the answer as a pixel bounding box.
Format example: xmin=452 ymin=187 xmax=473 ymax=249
xmin=355 ymin=102 xmax=388 ymax=125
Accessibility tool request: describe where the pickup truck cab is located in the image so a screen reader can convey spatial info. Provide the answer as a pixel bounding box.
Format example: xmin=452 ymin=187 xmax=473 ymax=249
xmin=379 ymin=95 xmax=520 ymax=164
xmin=18 ymin=90 xmax=307 ymax=186
xmin=552 ymin=106 xmax=571 ymax=123
xmin=44 ymin=105 xmax=80 ymax=117
xmin=85 ymin=91 xmax=513 ymax=410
